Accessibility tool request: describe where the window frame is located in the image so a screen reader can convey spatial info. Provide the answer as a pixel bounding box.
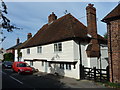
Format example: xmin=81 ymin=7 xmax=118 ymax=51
xmin=41 ymin=61 xmax=44 ymax=66
xmin=66 ymin=63 xmax=71 ymax=70
xmin=54 ymin=42 xmax=62 ymax=52
xmin=27 ymin=48 xmax=30 ymax=54
xmin=37 ymin=46 xmax=42 ymax=53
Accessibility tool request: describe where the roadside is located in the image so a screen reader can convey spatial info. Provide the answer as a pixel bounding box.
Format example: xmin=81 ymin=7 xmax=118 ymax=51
xmin=33 ymin=71 xmax=107 ymax=88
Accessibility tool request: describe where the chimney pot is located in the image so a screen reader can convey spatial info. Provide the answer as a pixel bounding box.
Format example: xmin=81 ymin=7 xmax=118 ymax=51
xmin=16 ymin=38 xmax=20 ymax=45
xmin=27 ymin=33 xmax=32 ymax=39
xmin=48 ymin=12 xmax=57 ymax=24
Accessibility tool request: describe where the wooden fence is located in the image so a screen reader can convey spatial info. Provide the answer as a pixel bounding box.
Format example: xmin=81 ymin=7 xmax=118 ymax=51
xmin=80 ymin=65 xmax=109 ymax=82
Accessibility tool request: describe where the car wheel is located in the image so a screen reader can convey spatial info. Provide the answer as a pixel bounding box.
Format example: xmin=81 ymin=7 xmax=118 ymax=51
xmin=12 ymin=69 xmax=15 ymax=73
xmin=18 ymin=70 xmax=21 ymax=75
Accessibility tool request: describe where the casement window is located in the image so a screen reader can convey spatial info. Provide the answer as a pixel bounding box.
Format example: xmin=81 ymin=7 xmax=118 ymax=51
xmin=60 ymin=63 xmax=64 ymax=69
xmin=66 ymin=63 xmax=71 ymax=70
xmin=30 ymin=61 xmax=33 ymax=66
xmin=27 ymin=48 xmax=30 ymax=54
xmin=37 ymin=46 xmax=42 ymax=53
xmin=49 ymin=62 xmax=51 ymax=67
xmin=54 ymin=43 xmax=62 ymax=52
xmin=42 ymin=61 xmax=44 ymax=66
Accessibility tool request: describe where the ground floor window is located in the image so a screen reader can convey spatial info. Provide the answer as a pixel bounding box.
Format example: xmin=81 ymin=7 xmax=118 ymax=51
xmin=66 ymin=63 xmax=71 ymax=70
xmin=60 ymin=63 xmax=72 ymax=70
xmin=60 ymin=63 xmax=64 ymax=69
xmin=30 ymin=61 xmax=33 ymax=66
xmin=48 ymin=62 xmax=51 ymax=67
xmin=42 ymin=61 xmax=44 ymax=66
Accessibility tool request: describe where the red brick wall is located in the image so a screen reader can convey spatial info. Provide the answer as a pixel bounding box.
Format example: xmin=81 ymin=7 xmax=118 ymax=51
xmin=107 ymin=19 xmax=120 ymax=83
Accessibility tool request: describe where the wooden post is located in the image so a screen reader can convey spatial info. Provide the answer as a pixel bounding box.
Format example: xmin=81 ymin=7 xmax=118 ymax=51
xmin=106 ymin=66 xmax=110 ymax=81
xmin=100 ymin=69 xmax=102 ymax=81
xmin=80 ymin=64 xmax=84 ymax=79
xmin=94 ymin=67 xmax=96 ymax=81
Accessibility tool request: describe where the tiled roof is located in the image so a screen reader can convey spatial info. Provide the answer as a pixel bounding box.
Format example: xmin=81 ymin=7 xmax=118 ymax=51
xmin=7 ymin=43 xmax=22 ymax=50
xmin=20 ymin=13 xmax=106 ymax=49
xmin=21 ymin=14 xmax=88 ymax=48
xmin=102 ymin=4 xmax=120 ymax=22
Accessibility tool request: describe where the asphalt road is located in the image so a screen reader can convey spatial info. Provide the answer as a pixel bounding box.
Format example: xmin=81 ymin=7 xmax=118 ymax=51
xmin=2 ymin=68 xmax=67 ymax=89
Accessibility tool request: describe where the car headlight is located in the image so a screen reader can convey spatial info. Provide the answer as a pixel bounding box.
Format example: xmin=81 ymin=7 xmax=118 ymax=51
xmin=20 ymin=69 xmax=24 ymax=71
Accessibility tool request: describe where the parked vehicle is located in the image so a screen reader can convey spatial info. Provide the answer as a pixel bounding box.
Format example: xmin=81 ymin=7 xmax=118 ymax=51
xmin=2 ymin=61 xmax=13 ymax=69
xmin=12 ymin=62 xmax=33 ymax=74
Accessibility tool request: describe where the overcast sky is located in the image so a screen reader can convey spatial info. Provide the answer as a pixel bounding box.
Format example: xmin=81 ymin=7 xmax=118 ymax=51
xmin=1 ymin=2 xmax=118 ymax=49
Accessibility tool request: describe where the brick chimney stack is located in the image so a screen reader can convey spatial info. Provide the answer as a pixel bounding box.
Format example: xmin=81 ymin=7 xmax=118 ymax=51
xmin=27 ymin=33 xmax=32 ymax=39
xmin=16 ymin=38 xmax=20 ymax=45
xmin=48 ymin=12 xmax=57 ymax=24
xmin=86 ymin=4 xmax=100 ymax=57
xmin=86 ymin=4 xmax=98 ymax=39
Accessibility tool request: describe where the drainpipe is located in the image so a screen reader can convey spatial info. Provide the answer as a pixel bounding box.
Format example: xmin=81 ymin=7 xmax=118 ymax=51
xmin=79 ymin=41 xmax=82 ymax=65
xmin=79 ymin=40 xmax=83 ymax=79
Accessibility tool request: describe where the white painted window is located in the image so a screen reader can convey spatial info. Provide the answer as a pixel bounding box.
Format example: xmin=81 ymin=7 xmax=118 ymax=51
xmin=66 ymin=63 xmax=71 ymax=70
xmin=54 ymin=43 xmax=62 ymax=52
xmin=60 ymin=63 xmax=64 ymax=69
xmin=27 ymin=49 xmax=30 ymax=54
xmin=30 ymin=61 xmax=33 ymax=66
xmin=37 ymin=46 xmax=42 ymax=53
xmin=42 ymin=61 xmax=44 ymax=66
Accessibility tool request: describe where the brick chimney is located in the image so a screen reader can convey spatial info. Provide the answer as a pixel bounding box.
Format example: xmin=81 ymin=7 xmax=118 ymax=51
xmin=48 ymin=12 xmax=57 ymax=24
xmin=86 ymin=4 xmax=98 ymax=39
xmin=27 ymin=33 xmax=32 ymax=39
xmin=86 ymin=4 xmax=100 ymax=57
xmin=16 ymin=38 xmax=20 ymax=45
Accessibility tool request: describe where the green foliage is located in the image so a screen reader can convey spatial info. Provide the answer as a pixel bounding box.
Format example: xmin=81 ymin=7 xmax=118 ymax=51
xmin=104 ymin=32 xmax=108 ymax=39
xmin=98 ymin=81 xmax=120 ymax=88
xmin=3 ymin=53 xmax=14 ymax=62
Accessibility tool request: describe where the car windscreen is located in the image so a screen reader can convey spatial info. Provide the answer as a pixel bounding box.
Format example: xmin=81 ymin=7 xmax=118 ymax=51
xmin=18 ymin=63 xmax=28 ymax=67
xmin=4 ymin=61 xmax=12 ymax=65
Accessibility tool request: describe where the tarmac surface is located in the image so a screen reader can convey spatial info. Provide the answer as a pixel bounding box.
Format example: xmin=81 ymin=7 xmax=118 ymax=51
xmin=33 ymin=71 xmax=107 ymax=88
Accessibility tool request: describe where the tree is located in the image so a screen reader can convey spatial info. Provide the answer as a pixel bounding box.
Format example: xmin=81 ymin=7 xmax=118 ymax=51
xmin=0 ymin=0 xmax=20 ymax=43
xmin=3 ymin=53 xmax=14 ymax=61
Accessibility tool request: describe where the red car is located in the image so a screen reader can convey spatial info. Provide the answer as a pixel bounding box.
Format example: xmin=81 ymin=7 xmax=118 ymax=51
xmin=12 ymin=62 xmax=33 ymax=74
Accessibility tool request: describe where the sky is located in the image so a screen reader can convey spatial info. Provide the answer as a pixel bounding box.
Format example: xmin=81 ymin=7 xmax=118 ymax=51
xmin=1 ymin=2 xmax=119 ymax=49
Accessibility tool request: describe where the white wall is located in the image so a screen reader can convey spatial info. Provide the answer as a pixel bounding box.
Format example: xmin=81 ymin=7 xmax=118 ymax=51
xmin=22 ymin=40 xmax=80 ymax=79
xmin=100 ymin=45 xmax=108 ymax=69
xmin=22 ymin=40 xmax=74 ymax=61
xmin=21 ymin=40 xmax=108 ymax=79
xmin=14 ymin=50 xmax=18 ymax=62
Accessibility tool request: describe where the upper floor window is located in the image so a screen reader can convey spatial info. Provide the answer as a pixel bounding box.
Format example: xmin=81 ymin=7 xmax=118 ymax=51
xmin=54 ymin=43 xmax=62 ymax=52
xmin=27 ymin=48 xmax=30 ymax=54
xmin=37 ymin=46 xmax=42 ymax=53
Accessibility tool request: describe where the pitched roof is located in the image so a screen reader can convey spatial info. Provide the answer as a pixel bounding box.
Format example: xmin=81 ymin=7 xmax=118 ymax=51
xmin=102 ymin=4 xmax=120 ymax=22
xmin=15 ymin=37 xmax=32 ymax=49
xmin=20 ymin=13 xmax=106 ymax=49
xmin=21 ymin=14 xmax=88 ymax=48
xmin=7 ymin=43 xmax=22 ymax=50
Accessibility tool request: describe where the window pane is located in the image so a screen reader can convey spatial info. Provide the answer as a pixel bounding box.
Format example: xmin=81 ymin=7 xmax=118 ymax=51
xmin=37 ymin=46 xmax=42 ymax=53
xmin=69 ymin=64 xmax=71 ymax=70
xmin=54 ymin=44 xmax=57 ymax=52
xmin=42 ymin=61 xmax=44 ymax=66
xmin=54 ymin=43 xmax=62 ymax=52
xmin=66 ymin=64 xmax=68 ymax=69
xmin=27 ymin=49 xmax=30 ymax=54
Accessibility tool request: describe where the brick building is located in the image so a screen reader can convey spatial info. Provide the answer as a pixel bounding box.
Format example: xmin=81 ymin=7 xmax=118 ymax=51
xmin=102 ymin=4 xmax=120 ymax=83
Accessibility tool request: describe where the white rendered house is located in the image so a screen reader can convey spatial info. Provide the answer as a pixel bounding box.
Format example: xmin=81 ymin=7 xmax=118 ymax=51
xmin=15 ymin=4 xmax=108 ymax=79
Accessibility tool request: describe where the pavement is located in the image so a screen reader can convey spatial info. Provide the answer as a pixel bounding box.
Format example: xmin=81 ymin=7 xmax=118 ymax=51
xmin=33 ymin=71 xmax=107 ymax=88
